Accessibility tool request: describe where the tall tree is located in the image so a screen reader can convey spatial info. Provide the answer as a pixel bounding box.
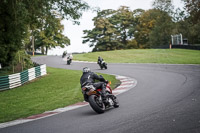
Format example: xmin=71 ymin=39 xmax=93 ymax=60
xmin=183 ymin=0 xmax=200 ymax=24
xmin=83 ymin=9 xmax=118 ymax=51
xmin=83 ymin=6 xmax=138 ymax=51
xmin=111 ymin=6 xmax=135 ymax=48
xmin=135 ymin=9 xmax=158 ymax=48
xmin=134 ymin=9 xmax=173 ymax=48
xmin=0 ymin=0 xmax=89 ymax=67
xmin=0 ymin=0 xmax=28 ymax=66
xmin=35 ymin=13 xmax=70 ymax=54
xmin=182 ymin=0 xmax=200 ymax=44
xmin=148 ymin=10 xmax=173 ymax=47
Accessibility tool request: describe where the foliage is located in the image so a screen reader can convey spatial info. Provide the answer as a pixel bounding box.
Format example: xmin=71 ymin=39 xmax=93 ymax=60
xmin=83 ymin=5 xmax=174 ymax=51
xmin=83 ymin=6 xmax=136 ymax=51
xmin=0 ymin=0 xmax=29 ymax=66
xmin=111 ymin=6 xmax=135 ymax=48
xmin=183 ymin=0 xmax=200 ymax=24
xmin=152 ymin=0 xmax=174 ymax=14
xmin=171 ymin=0 xmax=200 ymax=45
xmin=83 ymin=0 xmax=200 ymax=51
xmin=34 ymin=13 xmax=70 ymax=54
xmin=83 ymin=9 xmax=117 ymax=51
xmin=181 ymin=0 xmax=200 ymax=44
xmin=12 ymin=50 xmax=34 ymax=73
xmin=0 ymin=0 xmax=89 ymax=67
xmin=134 ymin=9 xmax=157 ymax=48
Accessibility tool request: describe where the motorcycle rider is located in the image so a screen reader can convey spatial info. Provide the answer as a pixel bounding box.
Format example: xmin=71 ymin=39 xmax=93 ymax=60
xmin=67 ymin=53 xmax=73 ymax=64
xmin=80 ymin=67 xmax=108 ymax=102
xmin=97 ymin=56 xmax=103 ymax=65
xmin=67 ymin=53 xmax=73 ymax=60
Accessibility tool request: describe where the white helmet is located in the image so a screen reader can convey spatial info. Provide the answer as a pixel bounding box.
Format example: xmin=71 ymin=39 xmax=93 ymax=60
xmin=83 ymin=67 xmax=91 ymax=73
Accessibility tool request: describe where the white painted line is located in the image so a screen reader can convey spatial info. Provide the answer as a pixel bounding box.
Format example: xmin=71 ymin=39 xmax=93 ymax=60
xmin=52 ymin=104 xmax=89 ymax=112
xmin=0 ymin=119 xmax=32 ymax=129
xmin=113 ymin=89 xmax=128 ymax=93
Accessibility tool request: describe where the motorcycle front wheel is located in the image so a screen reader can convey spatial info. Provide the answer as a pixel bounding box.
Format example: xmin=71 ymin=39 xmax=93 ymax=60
xmin=88 ymin=95 xmax=105 ymax=114
xmin=104 ymin=65 xmax=107 ymax=69
xmin=113 ymin=97 xmax=119 ymax=108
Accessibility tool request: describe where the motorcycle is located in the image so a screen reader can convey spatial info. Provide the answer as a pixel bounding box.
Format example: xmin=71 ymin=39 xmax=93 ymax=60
xmin=98 ymin=61 xmax=107 ymax=69
xmin=81 ymin=81 xmax=119 ymax=114
xmin=67 ymin=57 xmax=72 ymax=65
xmin=62 ymin=53 xmax=66 ymax=58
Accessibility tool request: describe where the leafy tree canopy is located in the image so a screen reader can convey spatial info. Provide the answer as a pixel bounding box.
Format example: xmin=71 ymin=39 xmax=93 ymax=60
xmin=0 ymin=0 xmax=89 ymax=67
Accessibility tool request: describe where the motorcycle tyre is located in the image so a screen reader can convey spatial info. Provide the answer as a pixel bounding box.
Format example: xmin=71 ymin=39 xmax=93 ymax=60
xmin=88 ymin=95 xmax=105 ymax=114
xmin=113 ymin=97 xmax=119 ymax=108
xmin=104 ymin=65 xmax=107 ymax=69
xmin=67 ymin=61 xmax=71 ymax=65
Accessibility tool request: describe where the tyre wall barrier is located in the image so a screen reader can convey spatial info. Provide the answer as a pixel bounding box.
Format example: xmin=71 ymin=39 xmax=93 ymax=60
xmin=0 ymin=64 xmax=47 ymax=91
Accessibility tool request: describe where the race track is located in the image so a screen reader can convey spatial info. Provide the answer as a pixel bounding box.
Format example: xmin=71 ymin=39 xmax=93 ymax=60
xmin=1 ymin=56 xmax=200 ymax=133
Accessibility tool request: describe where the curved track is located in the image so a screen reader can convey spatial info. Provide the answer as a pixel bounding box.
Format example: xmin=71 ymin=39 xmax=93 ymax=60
xmin=1 ymin=56 xmax=200 ymax=133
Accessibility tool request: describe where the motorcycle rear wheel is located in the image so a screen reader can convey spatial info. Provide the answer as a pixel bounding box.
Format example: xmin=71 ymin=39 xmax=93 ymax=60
xmin=88 ymin=95 xmax=105 ymax=114
xmin=67 ymin=61 xmax=71 ymax=65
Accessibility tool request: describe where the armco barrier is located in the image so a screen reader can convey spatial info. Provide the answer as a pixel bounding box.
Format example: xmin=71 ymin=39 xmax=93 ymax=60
xmin=0 ymin=64 xmax=46 ymax=91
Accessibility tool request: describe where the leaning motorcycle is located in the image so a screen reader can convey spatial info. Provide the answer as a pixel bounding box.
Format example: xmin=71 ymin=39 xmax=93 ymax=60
xmin=67 ymin=57 xmax=72 ymax=65
xmin=81 ymin=81 xmax=119 ymax=114
xmin=99 ymin=61 xmax=107 ymax=69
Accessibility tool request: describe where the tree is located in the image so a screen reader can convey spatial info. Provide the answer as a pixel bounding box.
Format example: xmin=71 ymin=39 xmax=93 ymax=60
xmin=111 ymin=6 xmax=135 ymax=48
xmin=0 ymin=0 xmax=29 ymax=66
xmin=182 ymin=0 xmax=200 ymax=44
xmin=134 ymin=9 xmax=158 ymax=48
xmin=148 ymin=12 xmax=173 ymax=47
xmin=83 ymin=6 xmax=138 ymax=51
xmin=152 ymin=0 xmax=174 ymax=14
xmin=0 ymin=0 xmax=89 ymax=67
xmin=183 ymin=0 xmax=200 ymax=24
xmin=83 ymin=9 xmax=119 ymax=51
xmin=35 ymin=13 xmax=70 ymax=54
xmin=135 ymin=9 xmax=173 ymax=48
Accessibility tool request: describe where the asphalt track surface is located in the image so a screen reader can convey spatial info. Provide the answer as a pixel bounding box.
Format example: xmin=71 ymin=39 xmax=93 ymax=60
xmin=1 ymin=56 xmax=200 ymax=133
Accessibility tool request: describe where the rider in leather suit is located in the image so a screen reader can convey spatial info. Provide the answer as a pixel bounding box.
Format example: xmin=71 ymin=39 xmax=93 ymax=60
xmin=97 ymin=56 xmax=103 ymax=65
xmin=80 ymin=67 xmax=107 ymax=101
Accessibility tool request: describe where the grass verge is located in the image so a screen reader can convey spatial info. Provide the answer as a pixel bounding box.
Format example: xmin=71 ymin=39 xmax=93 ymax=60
xmin=74 ymin=49 xmax=200 ymax=64
xmin=0 ymin=67 xmax=120 ymax=123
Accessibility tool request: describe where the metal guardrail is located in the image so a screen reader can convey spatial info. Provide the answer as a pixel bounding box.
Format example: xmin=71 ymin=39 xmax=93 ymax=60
xmin=0 ymin=64 xmax=47 ymax=91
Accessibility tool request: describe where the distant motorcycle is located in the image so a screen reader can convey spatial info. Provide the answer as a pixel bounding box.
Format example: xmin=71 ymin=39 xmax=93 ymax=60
xmin=62 ymin=52 xmax=67 ymax=58
xmin=67 ymin=57 xmax=72 ymax=65
xmin=62 ymin=53 xmax=66 ymax=58
xmin=81 ymin=81 xmax=119 ymax=114
xmin=98 ymin=61 xmax=107 ymax=69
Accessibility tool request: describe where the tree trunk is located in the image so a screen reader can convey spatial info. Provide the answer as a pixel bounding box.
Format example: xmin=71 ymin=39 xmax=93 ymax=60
xmin=32 ymin=35 xmax=35 ymax=56
xmin=41 ymin=46 xmax=45 ymax=55
xmin=45 ymin=46 xmax=48 ymax=55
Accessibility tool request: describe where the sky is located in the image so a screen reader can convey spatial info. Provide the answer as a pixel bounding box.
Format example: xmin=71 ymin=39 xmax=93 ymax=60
xmin=48 ymin=0 xmax=184 ymax=55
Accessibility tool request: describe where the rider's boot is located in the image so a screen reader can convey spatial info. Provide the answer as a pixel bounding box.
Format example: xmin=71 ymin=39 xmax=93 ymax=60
xmin=101 ymin=85 xmax=107 ymax=103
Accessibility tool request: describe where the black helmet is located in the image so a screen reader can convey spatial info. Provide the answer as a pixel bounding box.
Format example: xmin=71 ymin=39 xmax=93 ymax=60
xmin=83 ymin=67 xmax=91 ymax=73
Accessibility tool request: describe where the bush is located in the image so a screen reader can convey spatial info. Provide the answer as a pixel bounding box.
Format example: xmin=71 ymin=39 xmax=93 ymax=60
xmin=12 ymin=50 xmax=34 ymax=73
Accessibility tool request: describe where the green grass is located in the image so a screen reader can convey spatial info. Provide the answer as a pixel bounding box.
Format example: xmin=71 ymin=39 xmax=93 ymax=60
xmin=74 ymin=49 xmax=200 ymax=64
xmin=0 ymin=67 xmax=119 ymax=123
